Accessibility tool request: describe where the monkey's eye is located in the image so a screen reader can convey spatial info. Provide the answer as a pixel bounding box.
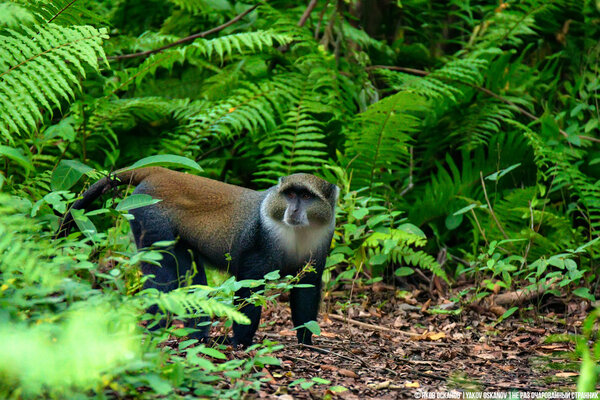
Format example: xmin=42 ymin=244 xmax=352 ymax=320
xmin=286 ymin=191 xmax=296 ymax=199
xmin=301 ymin=192 xmax=312 ymax=200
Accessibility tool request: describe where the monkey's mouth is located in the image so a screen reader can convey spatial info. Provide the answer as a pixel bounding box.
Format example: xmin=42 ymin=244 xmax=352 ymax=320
xmin=283 ymin=218 xmax=309 ymax=227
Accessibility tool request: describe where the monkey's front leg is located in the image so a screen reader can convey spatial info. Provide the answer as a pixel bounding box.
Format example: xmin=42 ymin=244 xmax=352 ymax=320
xmin=232 ymin=285 xmax=263 ymax=346
xmin=290 ymin=268 xmax=323 ymax=345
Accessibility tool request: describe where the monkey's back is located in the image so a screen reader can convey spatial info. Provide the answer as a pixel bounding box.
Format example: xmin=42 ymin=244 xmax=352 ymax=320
xmin=123 ymin=167 xmax=265 ymax=268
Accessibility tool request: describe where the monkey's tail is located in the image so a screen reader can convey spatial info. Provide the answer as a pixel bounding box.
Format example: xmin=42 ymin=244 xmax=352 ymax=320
xmin=56 ymin=167 xmax=157 ymax=238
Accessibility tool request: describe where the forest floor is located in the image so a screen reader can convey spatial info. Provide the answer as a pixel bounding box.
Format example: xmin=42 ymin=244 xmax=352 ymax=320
xmin=163 ymin=281 xmax=594 ymax=399
xmin=235 ymin=282 xmax=592 ymax=399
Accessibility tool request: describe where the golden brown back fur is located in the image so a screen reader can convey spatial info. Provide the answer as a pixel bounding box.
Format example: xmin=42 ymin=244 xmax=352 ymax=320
xmin=116 ymin=167 xmax=264 ymax=263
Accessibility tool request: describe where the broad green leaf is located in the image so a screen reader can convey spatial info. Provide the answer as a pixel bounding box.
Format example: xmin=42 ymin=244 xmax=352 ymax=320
xmin=289 ymin=379 xmax=307 ymax=387
xmin=496 ymin=306 xmax=518 ymax=324
xmin=186 ymin=347 xmax=217 ymax=370
xmin=51 ymin=160 xmax=93 ymax=191
xmin=329 ymin=386 xmax=348 ymax=392
xmin=352 ymin=208 xmax=369 ymax=220
xmin=124 ymin=155 xmax=202 ymax=173
xmin=453 ymin=203 xmax=477 ymax=215
xmin=43 ymin=192 xmax=69 ymax=214
xmin=0 ymin=145 xmax=33 ymax=172
xmin=325 ymin=253 xmax=345 ymax=268
xmin=577 ymin=351 xmax=597 ymax=393
xmin=395 ymin=267 xmax=414 ymax=277
xmin=540 ymin=114 xmax=560 ymax=138
xmin=369 ymin=253 xmax=388 ymax=265
xmin=263 ymin=270 xmax=280 ymax=280
xmin=445 ymin=213 xmax=463 ymax=230
xmin=197 ymin=346 xmax=227 ymax=360
xmin=573 ymin=287 xmax=595 ymax=302
xmin=115 ymin=194 xmax=161 ymax=212
xmin=312 ymin=377 xmax=331 ymax=385
xmin=397 ymin=223 xmax=425 ymax=238
xmin=255 ymin=356 xmax=280 ymax=366
xmin=71 ymin=209 xmax=98 ymax=238
xmin=566 ymin=133 xmax=581 ymax=146
xmin=302 ymin=320 xmax=321 ymax=336
xmin=367 ymin=214 xmax=389 ymax=228
xmin=143 ymin=374 xmax=172 ymax=395
xmin=44 ymin=117 xmax=76 ymax=141
xmin=486 ymin=163 xmax=521 ymax=181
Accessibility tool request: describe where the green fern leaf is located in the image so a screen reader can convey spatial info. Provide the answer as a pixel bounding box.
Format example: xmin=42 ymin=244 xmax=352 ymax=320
xmin=0 ymin=24 xmax=108 ymax=142
xmin=346 ymin=92 xmax=426 ymax=190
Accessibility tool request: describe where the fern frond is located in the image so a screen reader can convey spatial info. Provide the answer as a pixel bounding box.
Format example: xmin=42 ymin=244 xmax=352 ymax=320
xmin=255 ymin=85 xmax=328 ymax=183
xmin=165 ymin=0 xmax=231 ymax=14
xmin=339 ymin=21 xmax=394 ymax=57
xmin=516 ymin=120 xmax=600 ymax=233
xmin=449 ymin=100 xmax=516 ymax=150
xmin=0 ymin=3 xmax=36 ymax=29
xmin=105 ymin=31 xmax=181 ymax=57
xmin=29 ymin=0 xmax=105 ymax=26
xmin=112 ymin=49 xmax=187 ymax=91
xmin=471 ymin=8 xmax=538 ymax=49
xmin=377 ymin=53 xmax=493 ymax=105
xmin=85 ymin=97 xmax=187 ymax=164
xmin=155 ymin=289 xmax=250 ymax=325
xmin=0 ymin=24 xmax=108 ymax=142
xmin=163 ymin=73 xmax=299 ymax=157
xmin=482 ymin=187 xmax=582 ymax=259
xmin=406 ymin=132 xmax=532 ymax=229
xmin=188 ymin=31 xmax=293 ymax=63
xmin=363 ymin=228 xmax=448 ymax=282
xmin=346 ymin=92 xmax=426 ymax=190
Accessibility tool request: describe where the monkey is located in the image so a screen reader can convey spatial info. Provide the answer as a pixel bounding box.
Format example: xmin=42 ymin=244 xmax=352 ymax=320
xmin=59 ymin=167 xmax=338 ymax=346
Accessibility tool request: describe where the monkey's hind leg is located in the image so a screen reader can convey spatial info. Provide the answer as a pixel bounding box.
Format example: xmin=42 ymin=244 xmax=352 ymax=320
xmin=183 ymin=253 xmax=210 ymax=342
xmin=130 ymin=203 xmax=208 ymax=340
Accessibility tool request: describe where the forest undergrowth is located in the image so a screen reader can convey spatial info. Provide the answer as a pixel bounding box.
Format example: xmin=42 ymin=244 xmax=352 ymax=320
xmin=1 ymin=0 xmax=600 ymax=397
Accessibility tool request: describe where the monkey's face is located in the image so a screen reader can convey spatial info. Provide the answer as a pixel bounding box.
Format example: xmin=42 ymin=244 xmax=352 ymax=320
xmin=271 ymin=185 xmax=334 ymax=228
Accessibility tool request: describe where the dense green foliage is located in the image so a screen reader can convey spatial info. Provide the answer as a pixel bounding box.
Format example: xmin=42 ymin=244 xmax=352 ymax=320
xmin=2 ymin=0 xmax=600 ymax=396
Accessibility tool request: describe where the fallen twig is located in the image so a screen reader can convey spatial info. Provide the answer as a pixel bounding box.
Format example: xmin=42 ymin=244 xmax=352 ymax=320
xmin=299 ymin=343 xmax=369 ymax=367
xmin=285 ymin=354 xmax=321 ymax=367
xmin=487 ymin=279 xmax=557 ymax=306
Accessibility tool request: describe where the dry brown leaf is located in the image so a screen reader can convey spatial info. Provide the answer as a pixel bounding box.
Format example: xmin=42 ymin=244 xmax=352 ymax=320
xmin=489 ymin=305 xmax=507 ymax=316
xmin=262 ymin=367 xmax=276 ymax=384
xmin=492 ymin=283 xmax=501 ymax=294
xmin=476 ymin=353 xmax=498 ymax=360
xmin=338 ymin=369 xmax=358 ymax=378
xmin=368 ymin=381 xmax=391 ymax=390
xmin=412 ymin=331 xmax=446 ymax=341
xmin=421 ymin=299 xmax=432 ymax=312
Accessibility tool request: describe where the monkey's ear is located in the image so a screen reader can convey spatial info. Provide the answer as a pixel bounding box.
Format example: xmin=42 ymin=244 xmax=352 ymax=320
xmin=328 ymin=183 xmax=340 ymax=202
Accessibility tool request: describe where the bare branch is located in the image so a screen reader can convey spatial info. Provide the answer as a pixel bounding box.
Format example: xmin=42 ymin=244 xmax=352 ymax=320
xmin=107 ymin=5 xmax=258 ymax=61
xmin=298 ymin=0 xmax=319 ymax=27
